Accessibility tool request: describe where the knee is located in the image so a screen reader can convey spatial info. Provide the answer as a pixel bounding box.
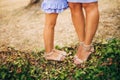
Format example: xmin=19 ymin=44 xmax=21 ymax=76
xmin=82 ymin=2 xmax=99 ymax=13
xmin=68 ymin=3 xmax=76 ymax=10
xmin=68 ymin=3 xmax=82 ymax=15
xmin=82 ymin=2 xmax=98 ymax=11
xmin=45 ymin=22 xmax=56 ymax=29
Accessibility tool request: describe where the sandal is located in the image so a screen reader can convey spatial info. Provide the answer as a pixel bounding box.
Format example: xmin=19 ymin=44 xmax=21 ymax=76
xmin=44 ymin=49 xmax=67 ymax=61
xmin=52 ymin=49 xmax=67 ymax=56
xmin=74 ymin=43 xmax=94 ymax=64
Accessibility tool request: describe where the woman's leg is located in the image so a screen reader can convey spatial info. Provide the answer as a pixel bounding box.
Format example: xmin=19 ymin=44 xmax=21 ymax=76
xmin=68 ymin=3 xmax=85 ymax=42
xmin=69 ymin=2 xmax=99 ymax=64
xmin=76 ymin=2 xmax=99 ymax=62
xmin=44 ymin=13 xmax=58 ymax=53
xmin=83 ymin=2 xmax=99 ymax=45
xmin=68 ymin=3 xmax=85 ymax=59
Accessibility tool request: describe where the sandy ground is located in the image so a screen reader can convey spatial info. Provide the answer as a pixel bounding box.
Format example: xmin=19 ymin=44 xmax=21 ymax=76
xmin=0 ymin=0 xmax=120 ymax=52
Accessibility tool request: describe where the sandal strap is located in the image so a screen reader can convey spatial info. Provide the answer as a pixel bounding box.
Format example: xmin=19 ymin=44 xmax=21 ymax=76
xmin=52 ymin=49 xmax=67 ymax=56
xmin=55 ymin=54 xmax=64 ymax=61
xmin=74 ymin=55 xmax=84 ymax=63
xmin=80 ymin=42 xmax=84 ymax=46
xmin=44 ymin=51 xmax=53 ymax=57
xmin=83 ymin=44 xmax=94 ymax=52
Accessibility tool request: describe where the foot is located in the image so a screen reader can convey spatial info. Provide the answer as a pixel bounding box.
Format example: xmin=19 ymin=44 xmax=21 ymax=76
xmin=53 ymin=49 xmax=67 ymax=56
xmin=74 ymin=43 xmax=94 ymax=64
xmin=44 ymin=49 xmax=67 ymax=61
xmin=73 ymin=42 xmax=83 ymax=64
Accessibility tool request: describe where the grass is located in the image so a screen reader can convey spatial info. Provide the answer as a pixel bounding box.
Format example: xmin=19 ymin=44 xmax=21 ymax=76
xmin=0 ymin=38 xmax=120 ymax=80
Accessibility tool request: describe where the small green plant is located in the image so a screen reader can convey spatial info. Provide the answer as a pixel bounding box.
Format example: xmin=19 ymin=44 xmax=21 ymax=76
xmin=0 ymin=38 xmax=120 ymax=80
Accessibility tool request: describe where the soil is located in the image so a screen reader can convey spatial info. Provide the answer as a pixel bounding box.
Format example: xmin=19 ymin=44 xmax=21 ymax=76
xmin=0 ymin=0 xmax=120 ymax=52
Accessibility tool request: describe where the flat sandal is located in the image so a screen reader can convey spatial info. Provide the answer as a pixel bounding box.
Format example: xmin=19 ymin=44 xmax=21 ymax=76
xmin=44 ymin=49 xmax=67 ymax=61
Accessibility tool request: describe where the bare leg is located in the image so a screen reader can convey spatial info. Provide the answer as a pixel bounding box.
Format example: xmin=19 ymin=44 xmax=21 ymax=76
xmin=68 ymin=3 xmax=86 ymax=59
xmin=44 ymin=13 xmax=58 ymax=53
xmin=43 ymin=13 xmax=66 ymax=61
xmin=69 ymin=2 xmax=99 ymax=64
xmin=83 ymin=2 xmax=99 ymax=45
xmin=77 ymin=2 xmax=99 ymax=62
xmin=68 ymin=3 xmax=85 ymax=42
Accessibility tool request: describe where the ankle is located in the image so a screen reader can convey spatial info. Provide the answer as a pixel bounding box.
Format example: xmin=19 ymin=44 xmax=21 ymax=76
xmin=82 ymin=43 xmax=93 ymax=51
xmin=79 ymin=42 xmax=84 ymax=46
xmin=45 ymin=49 xmax=53 ymax=54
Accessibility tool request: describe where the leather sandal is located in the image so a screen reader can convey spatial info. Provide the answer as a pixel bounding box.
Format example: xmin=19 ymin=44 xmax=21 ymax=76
xmin=52 ymin=49 xmax=67 ymax=56
xmin=44 ymin=49 xmax=67 ymax=61
xmin=74 ymin=43 xmax=94 ymax=64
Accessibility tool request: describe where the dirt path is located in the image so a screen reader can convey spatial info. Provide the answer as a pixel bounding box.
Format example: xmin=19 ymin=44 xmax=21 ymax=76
xmin=0 ymin=0 xmax=120 ymax=51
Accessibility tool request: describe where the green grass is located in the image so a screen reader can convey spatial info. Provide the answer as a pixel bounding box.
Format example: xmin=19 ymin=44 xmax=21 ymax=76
xmin=0 ymin=38 xmax=120 ymax=80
